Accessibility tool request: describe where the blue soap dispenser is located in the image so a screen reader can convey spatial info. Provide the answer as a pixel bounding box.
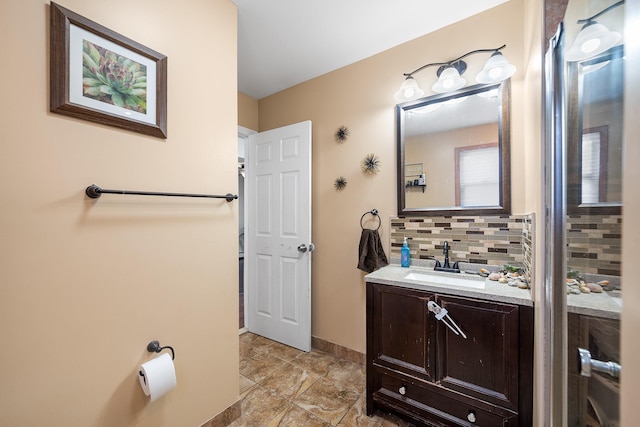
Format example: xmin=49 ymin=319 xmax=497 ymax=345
xmin=401 ymin=237 xmax=410 ymax=267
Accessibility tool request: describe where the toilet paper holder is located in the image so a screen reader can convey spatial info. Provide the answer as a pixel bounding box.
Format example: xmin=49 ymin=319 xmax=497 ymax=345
xmin=147 ymin=340 xmax=175 ymax=360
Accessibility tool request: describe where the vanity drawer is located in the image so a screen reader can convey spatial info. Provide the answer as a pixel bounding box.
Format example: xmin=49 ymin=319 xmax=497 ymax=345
xmin=372 ymin=370 xmax=518 ymax=426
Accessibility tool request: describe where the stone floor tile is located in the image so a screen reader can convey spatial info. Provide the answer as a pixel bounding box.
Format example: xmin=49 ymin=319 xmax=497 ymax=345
xmin=290 ymin=349 xmax=337 ymax=376
xmin=336 ymin=395 xmax=382 ymax=427
xmin=294 ymin=377 xmax=360 ymax=425
xmin=266 ymin=403 xmax=332 ymax=427
xmin=268 ymin=340 xmax=305 ymax=361
xmin=260 ymin=362 xmax=321 ymax=400
xmin=239 ymin=351 xmax=288 ymax=383
xmin=326 ymin=358 xmax=366 ymax=394
xmin=231 ymin=385 xmax=288 ymax=425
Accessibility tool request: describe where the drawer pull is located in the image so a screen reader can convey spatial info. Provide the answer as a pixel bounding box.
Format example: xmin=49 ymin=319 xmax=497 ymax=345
xmin=467 ymin=410 xmax=477 ymax=423
xmin=399 ymin=385 xmax=407 ymax=395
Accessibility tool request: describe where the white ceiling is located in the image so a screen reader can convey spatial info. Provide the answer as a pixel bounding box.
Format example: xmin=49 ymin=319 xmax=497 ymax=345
xmin=232 ymin=0 xmax=509 ymax=100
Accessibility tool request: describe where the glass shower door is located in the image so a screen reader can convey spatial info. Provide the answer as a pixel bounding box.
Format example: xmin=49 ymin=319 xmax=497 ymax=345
xmin=545 ymin=0 xmax=625 ymax=425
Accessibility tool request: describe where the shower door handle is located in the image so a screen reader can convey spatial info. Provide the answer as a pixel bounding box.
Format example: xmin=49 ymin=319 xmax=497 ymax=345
xmin=578 ymin=347 xmax=621 ymax=378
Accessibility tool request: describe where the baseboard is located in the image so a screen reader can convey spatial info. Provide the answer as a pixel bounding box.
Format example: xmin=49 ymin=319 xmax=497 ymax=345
xmin=200 ymin=398 xmax=241 ymax=427
xmin=311 ymin=336 xmax=365 ymax=366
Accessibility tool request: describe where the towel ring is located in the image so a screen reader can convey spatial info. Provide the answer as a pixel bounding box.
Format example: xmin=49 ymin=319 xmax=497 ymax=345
xmin=360 ymin=209 xmax=381 ymax=231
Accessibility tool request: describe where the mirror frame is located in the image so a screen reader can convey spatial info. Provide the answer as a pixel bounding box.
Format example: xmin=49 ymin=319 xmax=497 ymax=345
xmin=566 ymin=45 xmax=623 ymax=215
xmin=396 ymin=80 xmax=511 ymax=216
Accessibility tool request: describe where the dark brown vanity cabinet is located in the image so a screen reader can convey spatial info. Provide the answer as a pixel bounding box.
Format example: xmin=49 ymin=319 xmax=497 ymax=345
xmin=366 ymin=282 xmax=533 ymax=426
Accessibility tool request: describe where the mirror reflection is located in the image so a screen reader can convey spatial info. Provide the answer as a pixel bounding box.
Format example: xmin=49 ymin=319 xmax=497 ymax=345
xmin=567 ymin=45 xmax=623 ymax=214
xmin=397 ymin=82 xmax=510 ymax=215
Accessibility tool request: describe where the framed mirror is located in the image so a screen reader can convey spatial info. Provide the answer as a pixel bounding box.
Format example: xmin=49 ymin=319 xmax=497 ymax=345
xmin=397 ymin=80 xmax=511 ymax=216
xmin=567 ymin=45 xmax=623 ymax=215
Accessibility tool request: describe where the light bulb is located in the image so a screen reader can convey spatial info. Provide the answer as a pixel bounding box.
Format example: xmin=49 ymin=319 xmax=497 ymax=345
xmin=581 ymin=38 xmax=601 ymax=53
xmin=489 ymin=67 xmax=503 ymax=79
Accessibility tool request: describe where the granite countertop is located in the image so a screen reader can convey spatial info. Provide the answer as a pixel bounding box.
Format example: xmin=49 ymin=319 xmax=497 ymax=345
xmin=365 ymin=265 xmax=533 ymax=307
xmin=365 ymin=264 xmax=622 ymax=319
xmin=567 ymin=291 xmax=621 ymax=320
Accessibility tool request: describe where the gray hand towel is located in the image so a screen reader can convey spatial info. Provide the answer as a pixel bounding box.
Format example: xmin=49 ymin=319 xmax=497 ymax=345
xmin=357 ymin=229 xmax=389 ymax=273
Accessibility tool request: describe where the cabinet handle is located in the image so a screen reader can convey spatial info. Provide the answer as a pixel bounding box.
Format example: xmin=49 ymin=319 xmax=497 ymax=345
xmin=467 ymin=411 xmax=476 ymax=423
xmin=399 ymin=385 xmax=406 ymax=395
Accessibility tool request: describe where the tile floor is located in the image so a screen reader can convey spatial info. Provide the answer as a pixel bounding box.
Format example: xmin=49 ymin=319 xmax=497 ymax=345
xmin=234 ymin=332 xmax=415 ymax=427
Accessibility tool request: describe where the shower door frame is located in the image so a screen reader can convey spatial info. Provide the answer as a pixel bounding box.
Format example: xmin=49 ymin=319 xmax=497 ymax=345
xmin=543 ymin=21 xmax=568 ymax=426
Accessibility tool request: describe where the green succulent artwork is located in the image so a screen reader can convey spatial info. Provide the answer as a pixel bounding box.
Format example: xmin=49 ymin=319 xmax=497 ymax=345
xmin=82 ymin=40 xmax=147 ymax=113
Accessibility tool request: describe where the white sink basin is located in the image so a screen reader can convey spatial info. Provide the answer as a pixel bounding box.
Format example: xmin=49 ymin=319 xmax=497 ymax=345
xmin=404 ymin=271 xmax=486 ymax=289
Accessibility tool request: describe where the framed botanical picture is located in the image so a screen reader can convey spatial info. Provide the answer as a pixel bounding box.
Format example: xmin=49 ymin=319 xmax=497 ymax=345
xmin=50 ymin=2 xmax=167 ymax=138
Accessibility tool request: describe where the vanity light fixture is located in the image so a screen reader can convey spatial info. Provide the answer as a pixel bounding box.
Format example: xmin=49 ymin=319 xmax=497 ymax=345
xmin=394 ymin=45 xmax=516 ymax=101
xmin=432 ymin=64 xmax=466 ymax=93
xmin=475 ymin=52 xmax=517 ymax=84
xmin=394 ymin=76 xmax=424 ymax=101
xmin=565 ymin=0 xmax=624 ymax=62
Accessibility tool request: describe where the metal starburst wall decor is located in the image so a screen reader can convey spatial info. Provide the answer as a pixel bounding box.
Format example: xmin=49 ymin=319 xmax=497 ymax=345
xmin=334 ymin=126 xmax=349 ymax=143
xmin=334 ymin=176 xmax=347 ymax=191
xmin=361 ymin=153 xmax=380 ymax=175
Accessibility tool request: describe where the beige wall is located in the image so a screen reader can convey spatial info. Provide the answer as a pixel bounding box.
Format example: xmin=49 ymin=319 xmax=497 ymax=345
xmin=238 ymin=91 xmax=259 ymax=131
xmin=258 ymin=0 xmax=526 ymax=355
xmin=0 ymin=1 xmax=239 ymax=426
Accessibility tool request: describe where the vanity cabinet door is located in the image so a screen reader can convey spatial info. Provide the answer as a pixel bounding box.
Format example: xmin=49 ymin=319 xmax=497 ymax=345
xmin=368 ymin=283 xmax=437 ymax=382
xmin=435 ymin=295 xmax=520 ymax=411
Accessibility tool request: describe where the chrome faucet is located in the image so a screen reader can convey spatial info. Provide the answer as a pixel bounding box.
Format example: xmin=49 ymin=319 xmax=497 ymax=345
xmin=434 ymin=241 xmax=460 ymax=273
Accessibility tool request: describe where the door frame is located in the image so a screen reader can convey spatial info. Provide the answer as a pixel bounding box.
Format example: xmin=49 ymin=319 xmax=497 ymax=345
xmin=238 ymin=125 xmax=256 ymax=333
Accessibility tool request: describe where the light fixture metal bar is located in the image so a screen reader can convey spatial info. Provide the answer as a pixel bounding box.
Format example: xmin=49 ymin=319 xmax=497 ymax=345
xmin=577 ymin=0 xmax=624 ymax=24
xmin=403 ymin=44 xmax=507 ymax=77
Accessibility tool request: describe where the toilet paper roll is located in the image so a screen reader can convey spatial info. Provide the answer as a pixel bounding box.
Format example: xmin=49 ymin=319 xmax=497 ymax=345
xmin=138 ymin=353 xmax=177 ymax=401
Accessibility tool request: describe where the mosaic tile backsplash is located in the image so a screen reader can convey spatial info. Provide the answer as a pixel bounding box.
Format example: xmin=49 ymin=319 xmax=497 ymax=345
xmin=390 ymin=213 xmax=621 ymax=281
xmin=566 ymin=214 xmax=622 ymax=276
xmin=390 ymin=214 xmax=533 ymax=274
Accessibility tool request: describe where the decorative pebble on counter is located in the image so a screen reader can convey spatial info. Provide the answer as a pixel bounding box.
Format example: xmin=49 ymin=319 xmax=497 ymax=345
xmin=486 ymin=266 xmax=530 ymax=289
xmin=566 ymin=278 xmax=610 ymax=295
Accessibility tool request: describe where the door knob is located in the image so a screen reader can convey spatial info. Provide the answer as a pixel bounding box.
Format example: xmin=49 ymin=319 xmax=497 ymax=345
xmin=399 ymin=385 xmax=406 ymax=395
xmin=578 ymin=347 xmax=621 ymax=378
xmin=297 ymin=243 xmax=315 ymax=253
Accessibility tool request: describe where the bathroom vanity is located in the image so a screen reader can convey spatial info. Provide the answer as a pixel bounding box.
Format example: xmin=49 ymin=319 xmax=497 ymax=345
xmin=365 ymin=266 xmax=533 ymax=426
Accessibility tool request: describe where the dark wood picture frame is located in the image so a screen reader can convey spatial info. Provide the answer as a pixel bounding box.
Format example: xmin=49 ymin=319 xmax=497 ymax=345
xmin=50 ymin=2 xmax=167 ymax=138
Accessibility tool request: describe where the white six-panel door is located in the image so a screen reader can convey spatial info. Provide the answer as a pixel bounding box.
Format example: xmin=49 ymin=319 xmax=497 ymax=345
xmin=245 ymin=121 xmax=312 ymax=351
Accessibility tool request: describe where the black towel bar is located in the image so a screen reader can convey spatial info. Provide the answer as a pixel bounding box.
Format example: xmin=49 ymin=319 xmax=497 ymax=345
xmin=85 ymin=184 xmax=237 ymax=202
xmin=360 ymin=209 xmax=381 ymax=231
